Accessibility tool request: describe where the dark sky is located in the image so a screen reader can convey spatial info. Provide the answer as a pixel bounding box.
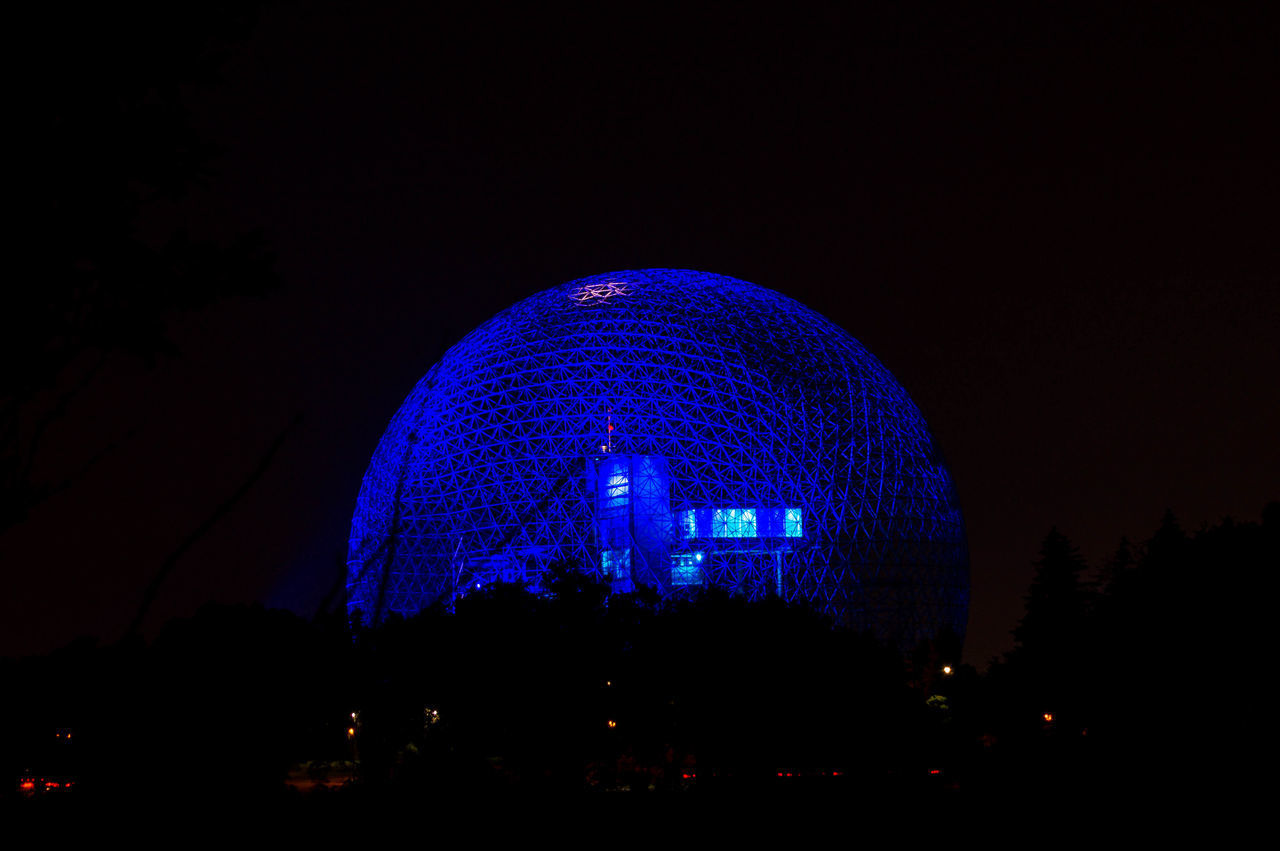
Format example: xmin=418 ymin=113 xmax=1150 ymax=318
xmin=7 ymin=2 xmax=1278 ymax=665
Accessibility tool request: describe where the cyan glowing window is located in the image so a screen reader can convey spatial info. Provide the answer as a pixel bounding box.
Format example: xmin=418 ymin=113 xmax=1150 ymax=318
xmin=714 ymin=508 xmax=756 ymax=537
xmin=602 ymin=548 xmax=630 ymax=579
xmin=604 ymin=471 xmax=629 ymax=513
xmin=671 ymin=552 xmax=704 ymax=586
xmin=682 ymin=509 xmax=697 ymax=539
xmin=785 ymin=507 xmax=803 ymax=537
xmin=677 ymin=506 xmax=803 ymax=539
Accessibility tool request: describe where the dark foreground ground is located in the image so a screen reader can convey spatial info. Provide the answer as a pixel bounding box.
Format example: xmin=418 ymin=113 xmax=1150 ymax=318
xmin=5 ymin=507 xmax=1272 ymax=820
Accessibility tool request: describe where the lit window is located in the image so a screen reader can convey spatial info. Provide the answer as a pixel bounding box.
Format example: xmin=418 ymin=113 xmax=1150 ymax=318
xmin=785 ymin=507 xmax=803 ymax=538
xmin=671 ymin=552 xmax=703 ymax=586
xmin=681 ymin=507 xmax=799 ymax=539
xmin=604 ymin=471 xmax=628 ymax=512
xmin=712 ymin=508 xmax=729 ymax=537
xmin=602 ymin=549 xmax=630 ymax=580
xmin=680 ymin=509 xmax=697 ymax=539
xmin=712 ymin=508 xmax=757 ymax=538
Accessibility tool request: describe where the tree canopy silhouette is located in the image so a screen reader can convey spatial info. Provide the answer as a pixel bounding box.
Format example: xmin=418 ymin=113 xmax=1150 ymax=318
xmin=1012 ymin=527 xmax=1090 ymax=668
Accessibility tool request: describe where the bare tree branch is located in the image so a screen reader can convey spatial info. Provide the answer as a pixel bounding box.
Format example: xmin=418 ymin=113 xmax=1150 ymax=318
xmin=127 ymin=413 xmax=302 ymax=637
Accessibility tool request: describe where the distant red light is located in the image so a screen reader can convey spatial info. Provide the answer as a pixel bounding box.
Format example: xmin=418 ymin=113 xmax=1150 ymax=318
xmin=20 ymin=781 xmax=34 ymax=790
xmin=929 ymin=769 xmax=941 ymax=775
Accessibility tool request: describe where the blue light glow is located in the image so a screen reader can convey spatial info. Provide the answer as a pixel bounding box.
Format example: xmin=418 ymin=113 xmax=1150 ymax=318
xmin=602 ymin=549 xmax=630 ymax=582
xmin=675 ymin=507 xmax=806 ymax=539
xmin=671 ymin=552 xmax=704 ymax=587
xmin=347 ymin=269 xmax=968 ymax=647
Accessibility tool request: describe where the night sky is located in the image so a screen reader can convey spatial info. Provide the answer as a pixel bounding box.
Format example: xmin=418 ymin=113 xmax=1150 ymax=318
xmin=7 ymin=2 xmax=1278 ymax=666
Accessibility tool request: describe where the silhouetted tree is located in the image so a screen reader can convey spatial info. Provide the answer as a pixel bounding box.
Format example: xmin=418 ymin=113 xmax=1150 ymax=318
xmin=4 ymin=1 xmax=275 ymax=532
xmin=1012 ymin=528 xmax=1090 ymax=669
xmin=1094 ymin=535 xmax=1136 ymax=600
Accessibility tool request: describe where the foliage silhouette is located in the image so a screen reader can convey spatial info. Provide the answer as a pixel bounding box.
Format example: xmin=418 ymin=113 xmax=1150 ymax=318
xmin=5 ymin=1 xmax=276 ymax=532
xmin=5 ymin=503 xmax=1274 ymax=805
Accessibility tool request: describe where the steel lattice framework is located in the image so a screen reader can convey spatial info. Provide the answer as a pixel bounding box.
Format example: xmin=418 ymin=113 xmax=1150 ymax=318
xmin=348 ymin=269 xmax=968 ymax=648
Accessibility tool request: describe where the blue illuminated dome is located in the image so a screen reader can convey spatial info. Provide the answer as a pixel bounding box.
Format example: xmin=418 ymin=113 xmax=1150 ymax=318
xmin=348 ymin=269 xmax=968 ymax=647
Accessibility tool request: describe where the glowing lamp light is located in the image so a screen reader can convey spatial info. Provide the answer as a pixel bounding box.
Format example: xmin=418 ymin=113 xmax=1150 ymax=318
xmin=1043 ymin=712 xmax=1054 ymax=723
xmin=607 ymin=719 xmax=617 ymax=729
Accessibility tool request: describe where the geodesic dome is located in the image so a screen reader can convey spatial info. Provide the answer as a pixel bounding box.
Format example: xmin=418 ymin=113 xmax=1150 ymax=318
xmin=348 ymin=269 xmax=968 ymax=647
